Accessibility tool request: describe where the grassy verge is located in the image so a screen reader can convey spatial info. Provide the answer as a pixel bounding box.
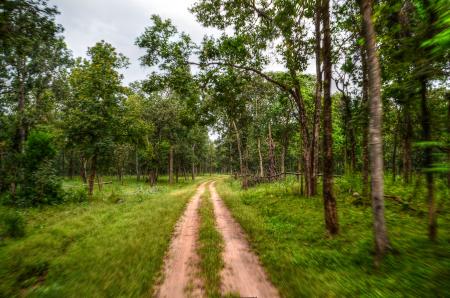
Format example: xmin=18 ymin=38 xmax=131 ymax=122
xmin=0 ymin=176 xmax=204 ymax=297
xmin=197 ymin=187 xmax=224 ymax=298
xmin=215 ymin=177 xmax=450 ymax=297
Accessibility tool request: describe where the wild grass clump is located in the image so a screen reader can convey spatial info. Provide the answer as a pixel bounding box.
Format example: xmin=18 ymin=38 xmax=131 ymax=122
xmin=198 ymin=189 xmax=224 ymax=298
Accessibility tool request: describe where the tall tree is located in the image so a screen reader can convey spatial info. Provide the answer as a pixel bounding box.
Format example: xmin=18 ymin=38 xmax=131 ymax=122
xmin=360 ymin=0 xmax=390 ymax=265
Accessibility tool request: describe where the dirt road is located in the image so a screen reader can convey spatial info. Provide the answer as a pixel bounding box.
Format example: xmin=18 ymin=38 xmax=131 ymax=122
xmin=209 ymin=182 xmax=280 ymax=298
xmin=154 ymin=182 xmax=207 ymax=298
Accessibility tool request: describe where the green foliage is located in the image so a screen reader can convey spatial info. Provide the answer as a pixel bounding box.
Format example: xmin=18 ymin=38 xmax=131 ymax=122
xmin=13 ymin=130 xmax=63 ymax=206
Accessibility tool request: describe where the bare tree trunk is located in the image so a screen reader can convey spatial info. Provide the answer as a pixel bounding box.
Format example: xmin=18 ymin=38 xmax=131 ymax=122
xmin=360 ymin=46 xmax=370 ymax=198
xmin=88 ymin=155 xmax=97 ymax=196
xmin=322 ymin=0 xmax=339 ymax=235
xmin=191 ymin=144 xmax=196 ymax=180
xmin=312 ymin=0 xmax=322 ymax=196
xmin=80 ymin=157 xmax=87 ymax=184
xmin=420 ymin=77 xmax=437 ymax=241
xmin=392 ymin=128 xmax=398 ymax=181
xmin=281 ymin=141 xmax=286 ymax=178
xmin=403 ymin=110 xmax=413 ymax=183
xmin=258 ymin=137 xmax=264 ymax=178
xmin=169 ymin=145 xmax=174 ymax=184
xmin=18 ymin=71 xmax=26 ymax=153
xmin=232 ymin=120 xmax=247 ymax=189
xmin=268 ymin=123 xmax=277 ymax=181
xmin=136 ymin=145 xmax=140 ymax=181
xmin=360 ymin=0 xmax=390 ymax=265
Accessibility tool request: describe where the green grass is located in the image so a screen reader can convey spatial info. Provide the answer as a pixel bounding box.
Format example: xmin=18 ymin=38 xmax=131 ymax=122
xmin=0 ymin=176 xmax=205 ymax=297
xmin=198 ymin=187 xmax=224 ymax=298
xmin=215 ymin=176 xmax=450 ymax=297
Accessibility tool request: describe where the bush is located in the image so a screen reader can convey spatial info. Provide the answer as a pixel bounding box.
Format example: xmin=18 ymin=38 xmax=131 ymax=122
xmin=0 ymin=209 xmax=25 ymax=238
xmin=11 ymin=130 xmax=63 ymax=206
xmin=63 ymin=189 xmax=88 ymax=203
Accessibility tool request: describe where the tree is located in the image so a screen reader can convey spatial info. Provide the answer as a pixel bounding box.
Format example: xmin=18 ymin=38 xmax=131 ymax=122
xmin=360 ymin=0 xmax=390 ymax=265
xmin=62 ymin=41 xmax=129 ymax=196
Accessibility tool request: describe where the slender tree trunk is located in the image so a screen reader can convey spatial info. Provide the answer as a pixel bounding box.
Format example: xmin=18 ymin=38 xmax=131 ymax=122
xmin=420 ymin=77 xmax=437 ymax=241
xmin=392 ymin=129 xmax=398 ymax=181
xmin=169 ymin=145 xmax=174 ymax=184
xmin=80 ymin=157 xmax=87 ymax=184
xmin=258 ymin=137 xmax=264 ymax=177
xmin=191 ymin=144 xmax=196 ymax=180
xmin=312 ymin=0 xmax=322 ymax=196
xmin=68 ymin=151 xmax=74 ymax=179
xmin=360 ymin=46 xmax=370 ymax=198
xmin=136 ymin=145 xmax=140 ymax=181
xmin=268 ymin=123 xmax=276 ymax=181
xmin=281 ymin=140 xmax=287 ymax=179
xmin=360 ymin=0 xmax=390 ymax=265
xmin=447 ymin=92 xmax=450 ymax=187
xmin=232 ymin=120 xmax=247 ymax=189
xmin=403 ymin=110 xmax=413 ymax=183
xmin=18 ymin=71 xmax=26 ymax=153
xmin=88 ymin=155 xmax=97 ymax=196
xmin=322 ymin=0 xmax=339 ymax=235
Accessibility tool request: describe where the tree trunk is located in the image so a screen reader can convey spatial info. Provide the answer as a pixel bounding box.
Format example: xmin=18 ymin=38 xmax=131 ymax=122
xmin=17 ymin=70 xmax=26 ymax=153
xmin=136 ymin=146 xmax=140 ymax=181
xmin=88 ymin=155 xmax=97 ymax=196
xmin=191 ymin=144 xmax=196 ymax=180
xmin=322 ymin=0 xmax=339 ymax=235
xmin=360 ymin=0 xmax=390 ymax=265
xmin=232 ymin=120 xmax=247 ymax=189
xmin=258 ymin=137 xmax=264 ymax=178
xmin=420 ymin=77 xmax=437 ymax=241
xmin=268 ymin=123 xmax=277 ymax=181
xmin=169 ymin=145 xmax=174 ymax=184
xmin=80 ymin=157 xmax=87 ymax=184
xmin=403 ymin=109 xmax=413 ymax=183
xmin=392 ymin=128 xmax=398 ymax=181
xmin=312 ymin=0 xmax=322 ymax=196
xmin=360 ymin=46 xmax=370 ymax=198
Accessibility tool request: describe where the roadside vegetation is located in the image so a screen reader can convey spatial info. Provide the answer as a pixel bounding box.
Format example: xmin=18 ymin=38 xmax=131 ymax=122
xmin=216 ymin=177 xmax=450 ymax=297
xmin=198 ymin=188 xmax=224 ymax=298
xmin=0 ymin=177 xmax=204 ymax=297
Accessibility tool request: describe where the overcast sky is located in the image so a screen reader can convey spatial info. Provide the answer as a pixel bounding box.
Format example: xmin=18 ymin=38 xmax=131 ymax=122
xmin=49 ymin=0 xmax=220 ymax=84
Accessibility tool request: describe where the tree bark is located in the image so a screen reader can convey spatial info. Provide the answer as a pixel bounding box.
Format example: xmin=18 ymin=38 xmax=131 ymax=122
xmin=136 ymin=146 xmax=140 ymax=181
xmin=420 ymin=77 xmax=437 ymax=241
xmin=232 ymin=120 xmax=247 ymax=189
xmin=191 ymin=144 xmax=196 ymax=180
xmin=258 ymin=137 xmax=264 ymax=178
xmin=88 ymin=155 xmax=97 ymax=196
xmin=402 ymin=109 xmax=413 ymax=183
xmin=322 ymin=0 xmax=339 ymax=235
xmin=360 ymin=0 xmax=390 ymax=265
xmin=312 ymin=0 xmax=322 ymax=196
xmin=169 ymin=145 xmax=174 ymax=184
xmin=360 ymin=46 xmax=370 ymax=198
xmin=268 ymin=123 xmax=277 ymax=181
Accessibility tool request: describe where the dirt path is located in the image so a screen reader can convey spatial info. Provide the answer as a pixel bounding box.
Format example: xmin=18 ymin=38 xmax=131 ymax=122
xmin=154 ymin=182 xmax=207 ymax=298
xmin=209 ymin=182 xmax=280 ymax=298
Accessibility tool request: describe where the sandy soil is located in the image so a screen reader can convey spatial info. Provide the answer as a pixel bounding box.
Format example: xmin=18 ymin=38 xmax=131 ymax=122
xmin=209 ymin=182 xmax=280 ymax=298
xmin=154 ymin=182 xmax=207 ymax=298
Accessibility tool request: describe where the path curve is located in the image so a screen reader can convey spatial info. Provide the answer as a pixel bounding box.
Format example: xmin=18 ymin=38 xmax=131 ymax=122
xmin=209 ymin=182 xmax=280 ymax=298
xmin=154 ymin=182 xmax=207 ymax=298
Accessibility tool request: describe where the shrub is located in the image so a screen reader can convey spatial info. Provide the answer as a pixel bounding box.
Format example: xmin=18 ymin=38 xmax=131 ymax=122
xmin=0 ymin=209 xmax=25 ymax=238
xmin=63 ymin=189 xmax=88 ymax=203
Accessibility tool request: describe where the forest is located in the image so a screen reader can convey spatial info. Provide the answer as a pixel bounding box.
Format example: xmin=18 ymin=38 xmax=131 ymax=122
xmin=0 ymin=0 xmax=449 ymax=297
